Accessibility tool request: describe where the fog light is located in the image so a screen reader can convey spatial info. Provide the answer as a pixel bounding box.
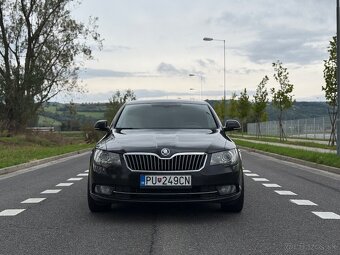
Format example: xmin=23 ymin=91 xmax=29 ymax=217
xmin=95 ymin=185 xmax=113 ymax=195
xmin=217 ymin=185 xmax=236 ymax=195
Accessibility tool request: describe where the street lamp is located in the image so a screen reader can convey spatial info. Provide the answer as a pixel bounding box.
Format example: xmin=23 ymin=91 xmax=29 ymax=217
xmin=203 ymin=37 xmax=226 ymax=121
xmin=337 ymin=0 xmax=340 ymax=155
xmin=189 ymin=73 xmax=204 ymax=100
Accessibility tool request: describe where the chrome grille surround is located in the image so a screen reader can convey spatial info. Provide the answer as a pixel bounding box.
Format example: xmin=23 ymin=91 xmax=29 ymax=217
xmin=123 ymin=152 xmax=207 ymax=172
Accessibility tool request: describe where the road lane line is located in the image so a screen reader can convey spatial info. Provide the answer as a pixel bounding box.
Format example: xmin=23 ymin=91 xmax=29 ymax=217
xmin=85 ymin=170 xmax=89 ymax=173
xmin=67 ymin=178 xmax=83 ymax=181
xmin=243 ymin=170 xmax=251 ymax=173
xmin=252 ymin=178 xmax=269 ymax=182
xmin=41 ymin=189 xmax=61 ymax=194
xmin=312 ymin=212 xmax=340 ymax=219
xmin=274 ymin=190 xmax=297 ymax=195
xmin=77 ymin=173 xmax=88 ymax=177
xmin=0 ymin=209 xmax=26 ymax=216
xmin=262 ymin=183 xmax=281 ymax=188
xmin=56 ymin=183 xmax=73 ymax=187
xmin=21 ymin=198 xmax=46 ymax=204
xmin=290 ymin=199 xmax=317 ymax=206
xmin=245 ymin=173 xmax=259 ymax=177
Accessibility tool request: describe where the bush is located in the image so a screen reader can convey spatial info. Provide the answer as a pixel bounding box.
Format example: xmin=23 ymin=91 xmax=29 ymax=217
xmin=81 ymin=123 xmax=103 ymax=143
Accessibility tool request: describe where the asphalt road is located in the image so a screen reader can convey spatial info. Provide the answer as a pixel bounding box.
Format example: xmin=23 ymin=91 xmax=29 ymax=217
xmin=1 ymin=151 xmax=340 ymax=255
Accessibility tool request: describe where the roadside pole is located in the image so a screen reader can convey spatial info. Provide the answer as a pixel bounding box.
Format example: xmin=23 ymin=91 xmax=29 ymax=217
xmin=337 ymin=0 xmax=340 ymax=155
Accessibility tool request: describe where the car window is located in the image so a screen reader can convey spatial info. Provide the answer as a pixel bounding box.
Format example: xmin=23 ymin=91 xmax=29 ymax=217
xmin=115 ymin=104 xmax=217 ymax=129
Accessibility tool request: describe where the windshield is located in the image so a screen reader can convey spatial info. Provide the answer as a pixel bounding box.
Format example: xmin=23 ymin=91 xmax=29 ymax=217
xmin=115 ymin=103 xmax=218 ymax=129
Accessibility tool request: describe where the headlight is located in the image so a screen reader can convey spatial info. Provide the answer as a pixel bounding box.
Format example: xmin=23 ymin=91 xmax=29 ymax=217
xmin=210 ymin=149 xmax=238 ymax=166
xmin=93 ymin=150 xmax=121 ymax=168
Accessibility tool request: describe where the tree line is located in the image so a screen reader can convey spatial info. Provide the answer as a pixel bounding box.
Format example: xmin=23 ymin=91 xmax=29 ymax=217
xmin=214 ymin=60 xmax=294 ymax=142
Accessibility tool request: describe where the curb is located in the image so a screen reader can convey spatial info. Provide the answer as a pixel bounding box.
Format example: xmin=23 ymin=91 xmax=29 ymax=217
xmin=239 ymin=146 xmax=340 ymax=175
xmin=0 ymin=148 xmax=92 ymax=176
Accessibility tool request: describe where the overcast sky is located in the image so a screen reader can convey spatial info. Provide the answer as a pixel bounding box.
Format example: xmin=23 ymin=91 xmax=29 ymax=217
xmin=59 ymin=0 xmax=336 ymax=102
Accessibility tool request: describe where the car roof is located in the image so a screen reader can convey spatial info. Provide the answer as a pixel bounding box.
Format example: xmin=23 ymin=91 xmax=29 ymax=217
xmin=125 ymin=99 xmax=210 ymax=105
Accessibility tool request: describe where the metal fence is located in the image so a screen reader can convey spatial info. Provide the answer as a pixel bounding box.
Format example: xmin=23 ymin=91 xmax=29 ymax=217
xmin=247 ymin=116 xmax=333 ymax=140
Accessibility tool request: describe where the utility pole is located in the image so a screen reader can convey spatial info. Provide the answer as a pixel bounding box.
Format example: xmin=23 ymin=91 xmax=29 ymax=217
xmin=337 ymin=0 xmax=340 ymax=155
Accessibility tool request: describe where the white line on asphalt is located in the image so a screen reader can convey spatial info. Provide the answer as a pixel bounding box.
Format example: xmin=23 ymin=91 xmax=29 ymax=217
xmin=85 ymin=170 xmax=89 ymax=173
xmin=312 ymin=212 xmax=340 ymax=219
xmin=243 ymin=170 xmax=251 ymax=173
xmin=67 ymin=178 xmax=83 ymax=181
xmin=21 ymin=198 xmax=46 ymax=204
xmin=262 ymin=183 xmax=281 ymax=188
xmin=41 ymin=189 xmax=61 ymax=194
xmin=0 ymin=209 xmax=26 ymax=216
xmin=274 ymin=190 xmax=297 ymax=196
xmin=252 ymin=178 xmax=269 ymax=182
xmin=245 ymin=173 xmax=259 ymax=177
xmin=77 ymin=173 xmax=88 ymax=177
xmin=56 ymin=183 xmax=73 ymax=187
xmin=290 ymin=199 xmax=317 ymax=206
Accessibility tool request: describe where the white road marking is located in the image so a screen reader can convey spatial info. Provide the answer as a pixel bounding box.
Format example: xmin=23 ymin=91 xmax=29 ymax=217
xmin=262 ymin=183 xmax=281 ymax=188
xmin=77 ymin=173 xmax=88 ymax=177
xmin=41 ymin=189 xmax=61 ymax=194
xmin=0 ymin=209 xmax=26 ymax=216
xmin=245 ymin=173 xmax=259 ymax=177
xmin=290 ymin=199 xmax=317 ymax=206
xmin=56 ymin=183 xmax=73 ymax=187
xmin=243 ymin=170 xmax=251 ymax=173
xmin=252 ymin=178 xmax=269 ymax=182
xmin=67 ymin=178 xmax=82 ymax=181
xmin=85 ymin=170 xmax=89 ymax=173
xmin=21 ymin=198 xmax=46 ymax=204
xmin=312 ymin=212 xmax=340 ymax=219
xmin=274 ymin=190 xmax=297 ymax=195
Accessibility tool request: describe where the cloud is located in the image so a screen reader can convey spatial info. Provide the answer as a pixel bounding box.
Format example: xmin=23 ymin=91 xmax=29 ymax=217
xmin=211 ymin=0 xmax=334 ymax=65
xmin=102 ymin=45 xmax=132 ymax=52
xmin=79 ymin=68 xmax=152 ymax=79
xmin=156 ymin=62 xmax=190 ymax=76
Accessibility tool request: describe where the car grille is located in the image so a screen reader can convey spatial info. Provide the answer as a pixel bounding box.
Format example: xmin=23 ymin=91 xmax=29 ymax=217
xmin=124 ymin=153 xmax=207 ymax=171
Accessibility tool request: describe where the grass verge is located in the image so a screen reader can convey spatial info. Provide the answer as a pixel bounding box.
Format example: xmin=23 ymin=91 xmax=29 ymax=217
xmin=233 ymin=138 xmax=340 ymax=169
xmin=0 ymin=133 xmax=93 ymax=169
xmin=231 ymin=135 xmax=335 ymax=150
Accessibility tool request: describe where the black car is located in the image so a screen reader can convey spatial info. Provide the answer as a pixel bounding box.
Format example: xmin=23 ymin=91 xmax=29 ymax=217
xmin=88 ymin=100 xmax=244 ymax=212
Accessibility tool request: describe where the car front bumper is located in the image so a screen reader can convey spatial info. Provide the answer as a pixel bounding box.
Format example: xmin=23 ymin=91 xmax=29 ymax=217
xmin=88 ymin=159 xmax=243 ymax=204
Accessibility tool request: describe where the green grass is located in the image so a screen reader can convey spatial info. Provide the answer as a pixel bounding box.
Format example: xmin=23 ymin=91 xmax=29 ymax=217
xmin=38 ymin=116 xmax=62 ymax=127
xmin=231 ymin=135 xmax=335 ymax=150
xmin=44 ymin=105 xmax=58 ymax=113
xmin=77 ymin=111 xmax=104 ymax=119
xmin=233 ymin=138 xmax=340 ymax=169
xmin=0 ymin=134 xmax=93 ymax=169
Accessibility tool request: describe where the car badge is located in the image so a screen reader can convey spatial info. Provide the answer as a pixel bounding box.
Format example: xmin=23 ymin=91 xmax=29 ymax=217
xmin=161 ymin=148 xmax=170 ymax=157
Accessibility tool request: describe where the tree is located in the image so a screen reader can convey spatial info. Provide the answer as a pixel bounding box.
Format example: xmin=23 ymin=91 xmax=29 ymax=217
xmin=322 ymin=36 xmax=337 ymax=146
xmin=104 ymin=89 xmax=136 ymax=122
xmin=271 ymin=61 xmax=294 ymax=141
xmin=227 ymin=92 xmax=239 ymax=119
xmin=213 ymin=97 xmax=227 ymax=122
xmin=238 ymin=88 xmax=251 ymax=135
xmin=0 ymin=0 xmax=101 ymax=134
xmin=253 ymin=76 xmax=269 ymax=138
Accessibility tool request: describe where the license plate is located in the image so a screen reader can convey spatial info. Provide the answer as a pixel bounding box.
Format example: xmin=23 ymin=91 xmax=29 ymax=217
xmin=140 ymin=175 xmax=191 ymax=187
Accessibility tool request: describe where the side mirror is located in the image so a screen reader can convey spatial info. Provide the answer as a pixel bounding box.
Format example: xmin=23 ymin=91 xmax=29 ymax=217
xmin=94 ymin=120 xmax=110 ymax=132
xmin=224 ymin=120 xmax=241 ymax=131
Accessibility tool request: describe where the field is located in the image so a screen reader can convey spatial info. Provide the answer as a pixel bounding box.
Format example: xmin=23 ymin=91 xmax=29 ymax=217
xmin=0 ymin=132 xmax=93 ymax=169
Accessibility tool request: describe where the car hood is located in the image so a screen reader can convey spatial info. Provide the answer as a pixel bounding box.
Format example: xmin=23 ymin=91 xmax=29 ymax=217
xmin=97 ymin=129 xmax=235 ymax=154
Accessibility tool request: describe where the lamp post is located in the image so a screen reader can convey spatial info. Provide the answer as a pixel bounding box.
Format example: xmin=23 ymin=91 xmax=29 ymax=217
xmin=203 ymin=37 xmax=226 ymax=121
xmin=337 ymin=0 xmax=340 ymax=155
xmin=189 ymin=73 xmax=204 ymax=100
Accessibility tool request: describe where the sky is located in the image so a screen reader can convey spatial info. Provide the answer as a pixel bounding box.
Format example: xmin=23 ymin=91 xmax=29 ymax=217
xmin=57 ymin=0 xmax=336 ymax=103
